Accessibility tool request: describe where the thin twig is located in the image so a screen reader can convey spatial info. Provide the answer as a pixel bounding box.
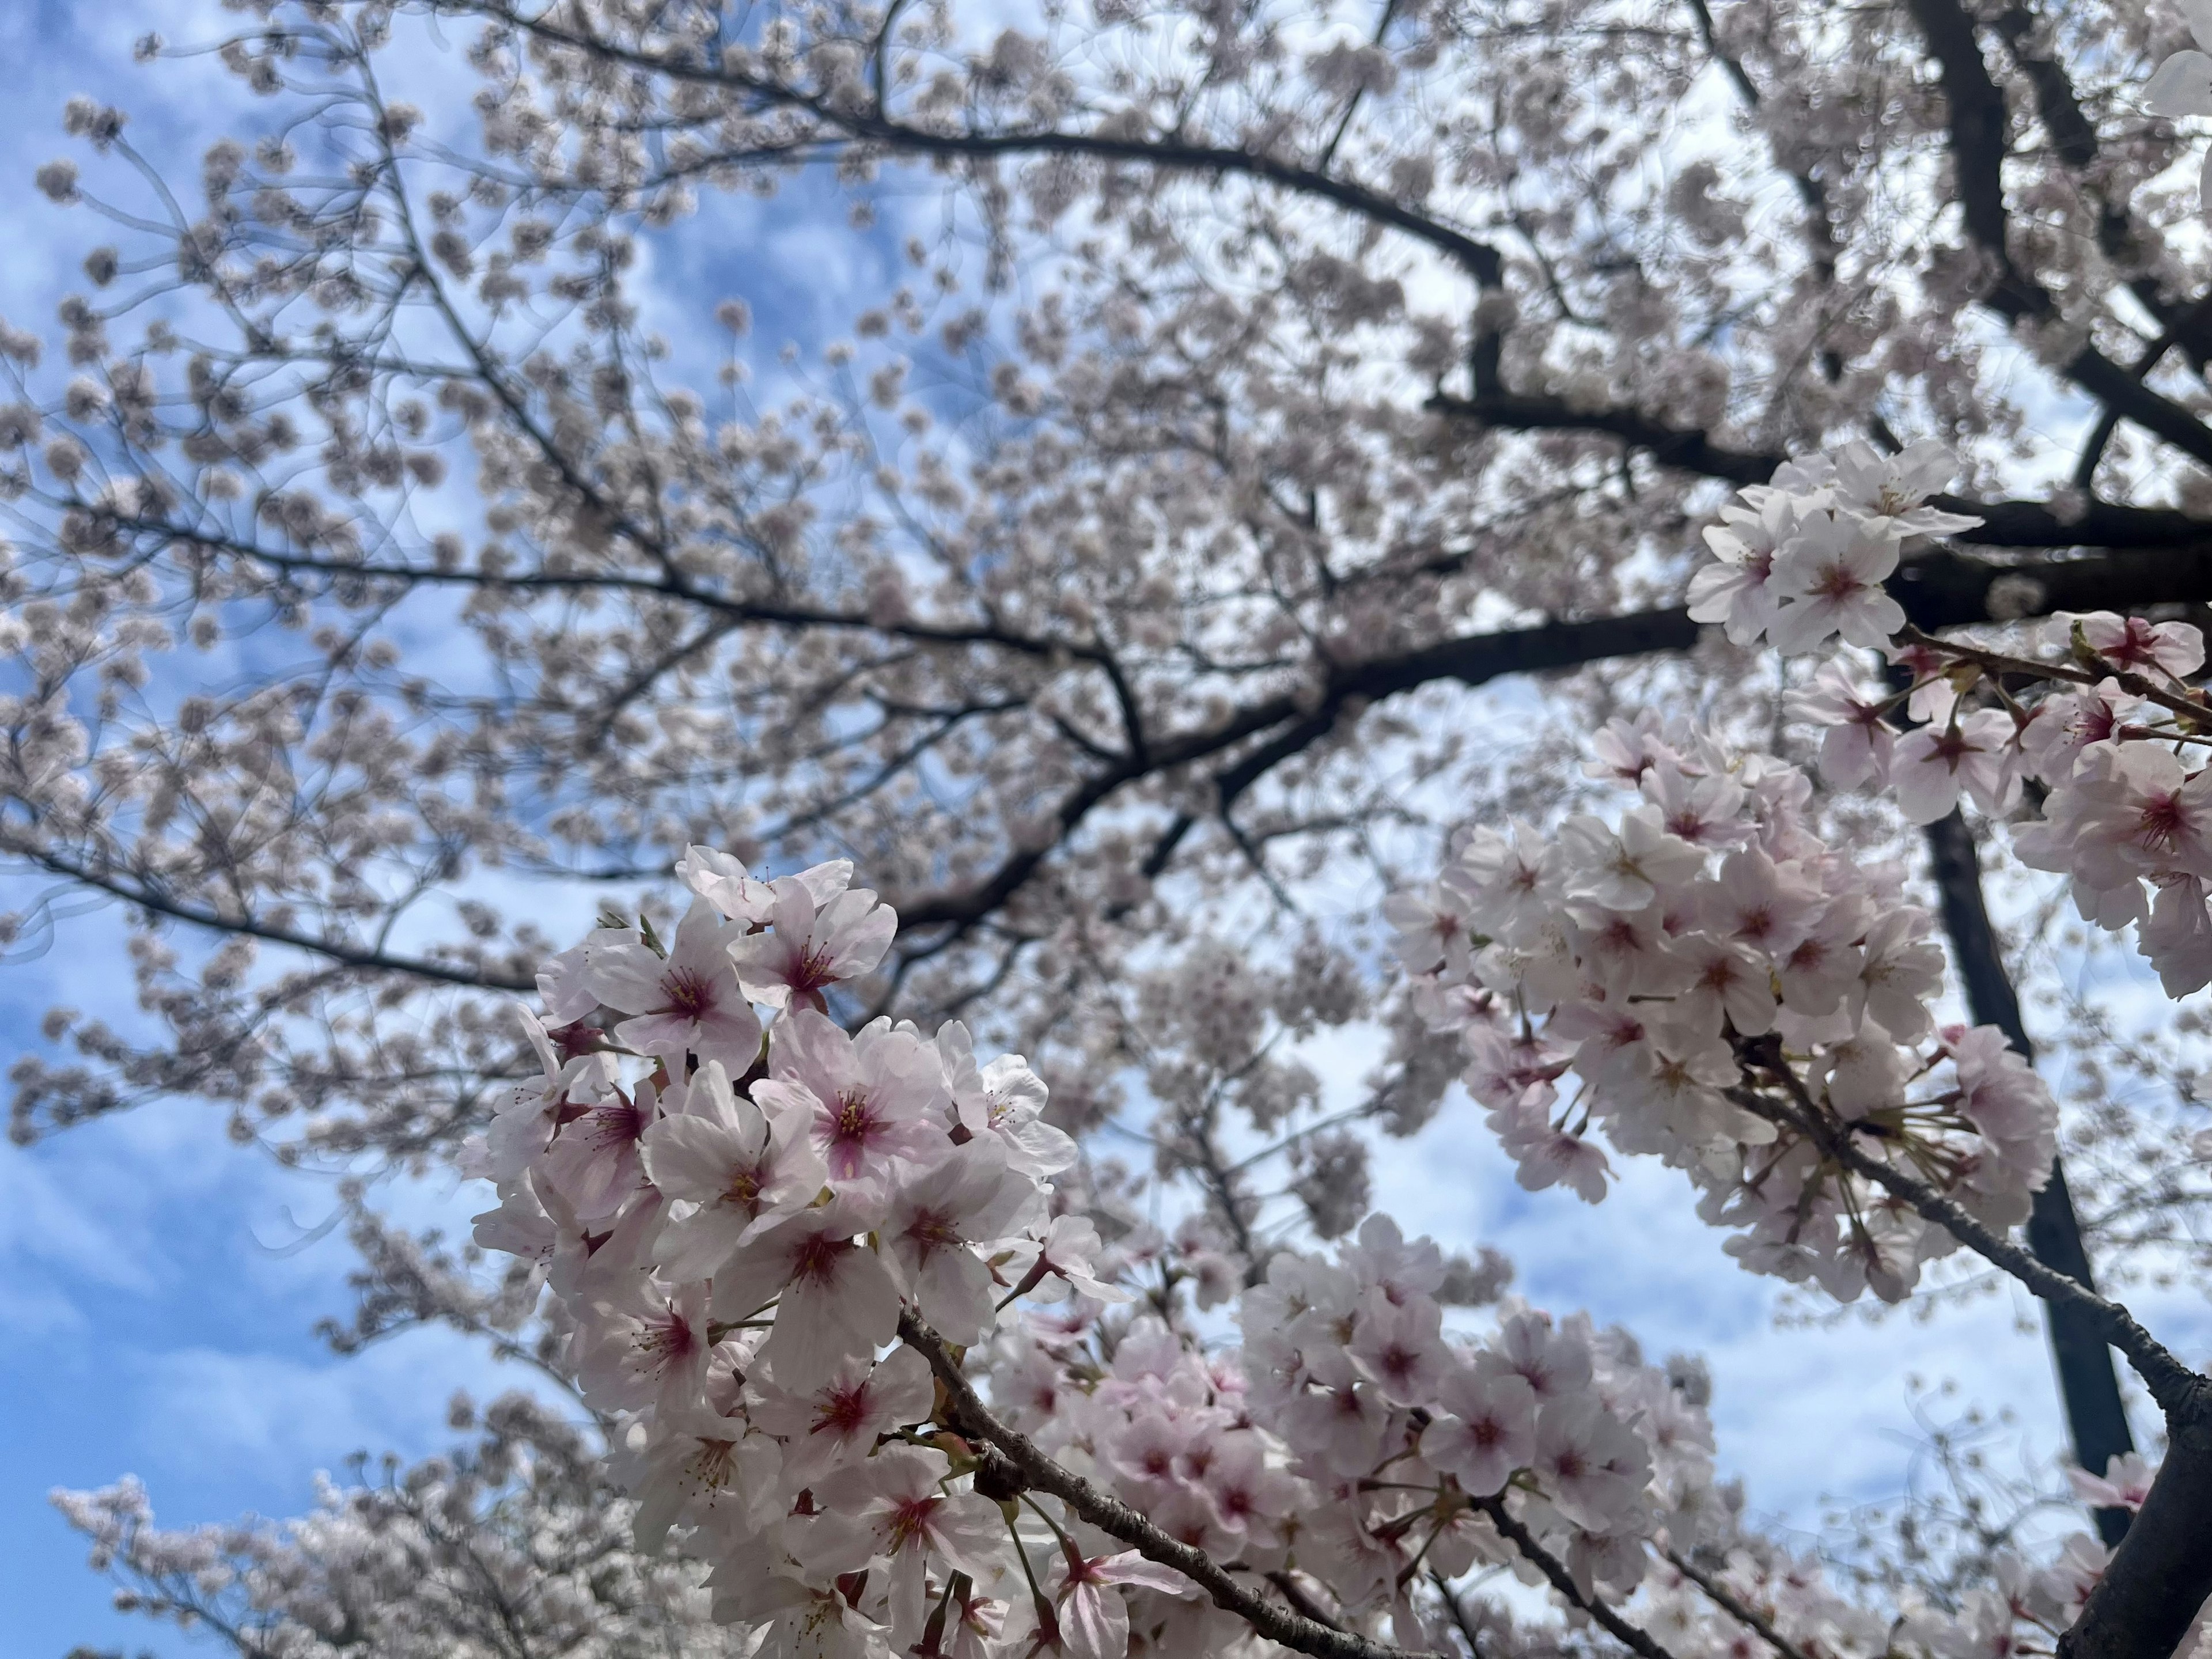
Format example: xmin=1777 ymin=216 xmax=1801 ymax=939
xmin=1727 ymin=1038 xmax=2204 ymax=1417
xmin=1662 ymin=1548 xmax=1812 ymax=1659
xmin=1468 ymin=1497 xmax=1681 ymax=1659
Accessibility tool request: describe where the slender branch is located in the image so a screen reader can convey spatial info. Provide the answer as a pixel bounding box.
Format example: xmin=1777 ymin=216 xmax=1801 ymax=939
xmin=475 ymin=4 xmax=1505 ymax=283
xmin=1725 ymin=1040 xmax=2203 ymax=1416
xmin=1467 ymin=1497 xmax=1680 ymax=1659
xmin=1896 ymin=624 xmax=2212 ymax=726
xmin=1661 ymin=1549 xmax=1811 ymax=1659
xmin=0 ymin=837 xmax=534 ymax=993
xmin=896 ymin=1311 xmax=1439 ymax=1659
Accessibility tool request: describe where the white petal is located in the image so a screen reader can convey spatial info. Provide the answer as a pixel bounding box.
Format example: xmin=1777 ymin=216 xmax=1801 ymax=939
xmin=2188 ymin=0 xmax=2212 ymax=55
xmin=2146 ymin=51 xmax=2212 ymax=117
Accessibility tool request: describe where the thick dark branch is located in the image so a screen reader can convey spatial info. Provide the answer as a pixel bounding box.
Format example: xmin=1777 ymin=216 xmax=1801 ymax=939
xmin=900 ymin=533 xmax=2212 ymax=941
xmin=1903 ymin=0 xmax=2212 ymax=469
xmin=1922 ymin=810 xmax=2135 ymax=1546
xmin=1988 ymin=5 xmax=2212 ymax=375
xmin=1431 ymin=391 xmax=1777 ymax=487
xmin=2058 ymin=1410 xmax=2212 ymax=1659
xmin=1431 ymin=392 xmax=2212 ymax=550
xmin=897 ymin=1312 xmax=1437 ymax=1659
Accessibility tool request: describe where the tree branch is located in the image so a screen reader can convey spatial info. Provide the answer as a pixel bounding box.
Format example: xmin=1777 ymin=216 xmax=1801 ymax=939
xmin=1660 ymin=1549 xmax=1811 ymax=1659
xmin=0 ymin=838 xmax=534 ymax=993
xmin=1467 ymin=1497 xmax=1680 ymax=1659
xmin=1725 ymin=1041 xmax=2202 ymax=1416
xmin=896 ymin=1311 xmax=1439 ymax=1659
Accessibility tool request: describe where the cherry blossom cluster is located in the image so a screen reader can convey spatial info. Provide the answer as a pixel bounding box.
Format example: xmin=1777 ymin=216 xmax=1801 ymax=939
xmin=1689 ymin=438 xmax=2212 ymax=999
xmin=1389 ymin=721 xmax=2058 ymax=1304
xmin=984 ymin=1217 xmax=1722 ymax=1643
xmin=1800 ymin=613 xmax=2212 ymax=998
xmin=465 ymin=850 xmax=1760 ymax=1657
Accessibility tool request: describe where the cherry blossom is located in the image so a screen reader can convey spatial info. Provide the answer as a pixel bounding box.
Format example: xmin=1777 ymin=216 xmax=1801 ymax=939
xmin=1766 ymin=515 xmax=1909 ymax=654
xmin=587 ymin=902 xmax=766 ymax=1074
xmin=641 ymin=1060 xmax=830 ymax=1281
xmin=732 ymin=876 xmax=898 ymax=1012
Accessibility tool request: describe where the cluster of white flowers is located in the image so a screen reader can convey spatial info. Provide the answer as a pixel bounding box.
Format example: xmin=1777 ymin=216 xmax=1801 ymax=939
xmin=1396 ymin=434 xmax=2212 ymax=1304
xmin=1690 ymin=438 xmax=2212 ymax=998
xmin=988 ymin=1218 xmax=1722 ymax=1641
xmin=1684 ymin=438 xmax=1982 ymax=657
xmin=1388 ymin=718 xmax=2058 ymax=1304
xmin=465 ymin=849 xmax=1812 ymax=1658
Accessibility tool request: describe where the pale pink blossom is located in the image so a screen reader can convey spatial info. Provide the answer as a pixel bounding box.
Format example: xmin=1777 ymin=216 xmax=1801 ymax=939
xmin=753 ymin=1011 xmax=950 ymax=1210
xmin=624 ymin=1404 xmax=784 ymax=1552
xmin=1687 ymin=493 xmax=1793 ymax=644
xmin=1887 ymin=709 xmax=2020 ymax=824
xmin=881 ymin=1138 xmax=1035 ymax=1340
xmin=1423 ymin=1367 xmax=1536 ymax=1495
xmin=2019 ymin=681 xmax=2136 ymax=782
xmin=1766 ymin=513 xmax=1907 ymax=653
xmin=589 ymin=901 xmax=765 ymax=1073
xmin=1347 ymin=1286 xmax=1449 ymax=1405
xmin=641 ymin=1060 xmax=828 ymax=1281
xmin=1827 ymin=437 xmax=1980 ymax=537
xmin=1531 ymin=1395 xmax=1650 ymax=1533
xmin=1787 ymin=662 xmax=1896 ymax=788
xmin=710 ymin=1199 xmax=900 ymax=1389
xmin=1559 ymin=806 xmax=1704 ymax=911
xmin=2055 ymin=610 xmax=2207 ymax=680
xmin=574 ymin=1279 xmax=711 ymax=1413
xmin=541 ymin=1080 xmax=658 ymax=1221
xmin=751 ymin=1345 xmax=935 ymax=1487
xmin=2069 ymin=1450 xmax=2155 ymax=1512
xmin=809 ymin=1445 xmax=1003 ymax=1637
xmin=674 ymin=843 xmax=779 ymax=925
xmin=731 ymin=875 xmax=897 ymax=1010
xmin=938 ymin=1021 xmax=1075 ymax=1177
xmin=1047 ymin=1548 xmax=1192 ymax=1659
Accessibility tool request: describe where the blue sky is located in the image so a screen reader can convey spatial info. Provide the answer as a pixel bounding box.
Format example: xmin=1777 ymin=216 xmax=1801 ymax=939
xmin=1 ymin=6 xmax=2207 ymax=1658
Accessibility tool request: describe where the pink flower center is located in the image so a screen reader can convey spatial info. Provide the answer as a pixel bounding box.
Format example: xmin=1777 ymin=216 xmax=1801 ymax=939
xmin=684 ymin=1437 xmax=740 ymax=1495
xmin=587 ymin=1102 xmax=646 ymax=1149
xmin=637 ymin=1302 xmax=696 ymax=1366
xmin=658 ymin=967 xmax=716 ymax=1020
xmin=812 ymin=1380 xmax=872 ymax=1438
xmin=789 ymin=1233 xmax=849 ymax=1287
xmin=885 ymin=1495 xmax=940 ymax=1553
xmin=788 ymin=943 xmax=840 ymax=994
xmin=825 ymin=1091 xmax=884 ymax=1177
xmin=1810 ymin=560 xmax=1865 ymax=601
xmin=903 ymin=1207 xmax=962 ymax=1258
xmin=2137 ymin=791 xmax=2192 ymax=854
xmin=724 ymin=1161 xmax=764 ymax=1209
